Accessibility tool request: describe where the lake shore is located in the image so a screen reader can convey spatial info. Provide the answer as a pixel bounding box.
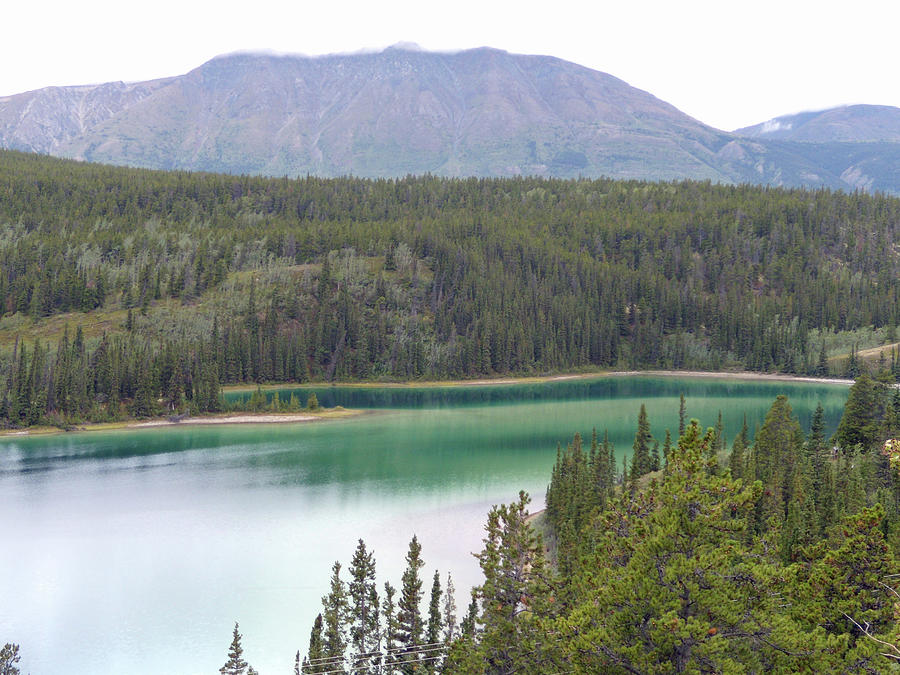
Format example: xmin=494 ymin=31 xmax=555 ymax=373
xmin=223 ymin=369 xmax=855 ymax=393
xmin=2 ymin=369 xmax=854 ymax=438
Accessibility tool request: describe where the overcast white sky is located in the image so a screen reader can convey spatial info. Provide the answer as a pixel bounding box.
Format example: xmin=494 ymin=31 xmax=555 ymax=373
xmin=3 ymin=0 xmax=898 ymax=131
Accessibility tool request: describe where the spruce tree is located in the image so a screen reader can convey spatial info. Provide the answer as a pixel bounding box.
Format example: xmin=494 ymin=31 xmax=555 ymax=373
xmin=662 ymin=428 xmax=672 ymax=473
xmin=442 ymin=573 xmax=458 ymax=645
xmin=307 ymin=392 xmax=320 ymax=411
xmin=629 ymin=403 xmax=654 ymax=482
xmin=729 ymin=414 xmax=749 ymax=481
xmin=220 ymin=623 xmax=254 ymax=675
xmin=563 ymin=420 xmax=801 ymax=673
xmin=321 ymin=561 xmax=348 ymax=673
xmin=397 ymin=535 xmax=425 ymax=674
xmin=789 ymin=504 xmax=899 ymax=671
xmin=816 ymin=341 xmax=829 ymax=376
xmin=459 ymin=591 xmax=478 ymax=638
xmin=425 ymin=571 xmax=443 ymax=673
xmin=834 ymin=374 xmax=885 ymax=451
xmin=751 ymin=395 xmax=804 ymax=527
xmin=845 ymin=343 xmax=860 ymax=378
xmin=806 ymin=403 xmax=828 ymax=507
xmin=348 ymin=540 xmax=380 ymax=674
xmin=381 ymin=582 xmax=400 ymax=674
xmin=650 ymin=440 xmax=661 ymax=472
xmin=302 ymin=614 xmax=324 ymax=674
xmin=471 ymin=491 xmax=557 ymax=674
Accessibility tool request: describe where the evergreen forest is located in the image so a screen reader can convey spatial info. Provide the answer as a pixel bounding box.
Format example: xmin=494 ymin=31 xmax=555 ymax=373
xmin=2 ymin=148 xmax=900 ymax=427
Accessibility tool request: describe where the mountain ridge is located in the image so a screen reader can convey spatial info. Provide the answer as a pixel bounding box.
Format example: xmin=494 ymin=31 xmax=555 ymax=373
xmin=735 ymin=104 xmax=900 ymax=143
xmin=0 ymin=46 xmax=897 ymax=192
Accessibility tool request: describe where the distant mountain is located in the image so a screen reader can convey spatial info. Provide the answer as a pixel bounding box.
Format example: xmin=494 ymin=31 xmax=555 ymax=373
xmin=735 ymin=105 xmax=900 ymax=142
xmin=0 ymin=47 xmax=897 ymax=192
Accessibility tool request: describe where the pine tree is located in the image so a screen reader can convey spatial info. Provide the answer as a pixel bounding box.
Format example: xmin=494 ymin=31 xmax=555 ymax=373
xmin=562 ymin=420 xmax=802 ymax=673
xmin=789 ymin=504 xmax=900 ymax=672
xmin=397 ymin=535 xmax=425 ymax=674
xmin=348 ymin=540 xmax=380 ymax=674
xmin=807 ymin=403 xmax=827 ymax=507
xmin=381 ymin=582 xmax=400 ymax=674
xmin=678 ymin=391 xmax=686 ymax=437
xmin=751 ymin=395 xmax=804 ymax=527
xmin=845 ymin=343 xmax=860 ymax=378
xmin=815 ymin=342 xmax=829 ymax=376
xmin=706 ymin=410 xmax=724 ymax=475
xmin=302 ymin=614 xmax=324 ymax=674
xmin=425 ymin=571 xmax=443 ymax=673
xmin=729 ymin=414 xmax=749 ymax=481
xmin=469 ymin=491 xmax=557 ymax=674
xmin=459 ymin=591 xmax=478 ymax=638
xmin=442 ymin=573 xmax=458 ymax=645
xmin=321 ymin=561 xmax=348 ymax=674
xmin=629 ymin=403 xmax=654 ymax=482
xmin=834 ymin=373 xmax=885 ymax=451
xmin=650 ymin=440 xmax=661 ymax=472
xmin=662 ymin=428 xmax=672 ymax=473
xmin=220 ymin=623 xmax=253 ymax=675
xmin=307 ymin=392 xmax=320 ymax=411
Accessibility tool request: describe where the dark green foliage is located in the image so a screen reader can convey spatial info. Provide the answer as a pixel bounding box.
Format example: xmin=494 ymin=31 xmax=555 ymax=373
xmin=560 ymin=421 xmax=806 ymax=673
xmin=348 ymin=540 xmax=380 ymax=674
xmin=301 ymin=614 xmax=324 ymax=674
xmin=4 ymin=153 xmax=900 ymax=426
xmin=306 ymin=392 xmax=320 ymax=412
xmin=729 ymin=414 xmax=749 ymax=480
xmin=322 ymin=562 xmax=349 ymax=673
xmin=545 ymin=429 xmax=615 ymax=539
xmin=662 ymin=427 xmax=672 ymax=473
xmin=397 ymin=536 xmax=425 ymax=674
xmin=446 ymin=491 xmax=559 ymax=674
xmin=845 ymin=343 xmax=861 ymax=378
xmin=789 ymin=504 xmax=900 ymax=671
xmin=541 ymin=401 xmax=900 ymax=672
xmin=426 ymin=571 xmax=443 ymax=673
xmin=380 ymin=583 xmax=400 ymax=674
xmin=835 ymin=373 xmax=887 ymax=451
xmin=749 ymin=395 xmax=804 ymax=528
xmin=629 ymin=403 xmax=655 ymax=482
xmin=815 ymin=342 xmax=829 ymax=376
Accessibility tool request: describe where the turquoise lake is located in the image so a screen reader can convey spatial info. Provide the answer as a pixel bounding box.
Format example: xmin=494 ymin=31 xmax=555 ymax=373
xmin=0 ymin=375 xmax=849 ymax=674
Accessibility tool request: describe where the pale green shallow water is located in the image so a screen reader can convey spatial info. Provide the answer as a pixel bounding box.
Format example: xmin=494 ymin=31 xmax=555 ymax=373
xmin=0 ymin=376 xmax=848 ymax=674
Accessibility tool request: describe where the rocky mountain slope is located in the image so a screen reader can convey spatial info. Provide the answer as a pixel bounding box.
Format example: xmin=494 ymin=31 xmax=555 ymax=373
xmin=0 ymin=46 xmax=897 ymax=192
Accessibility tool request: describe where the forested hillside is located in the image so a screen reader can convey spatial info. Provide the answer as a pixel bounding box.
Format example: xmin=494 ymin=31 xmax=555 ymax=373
xmin=2 ymin=150 xmax=900 ymax=426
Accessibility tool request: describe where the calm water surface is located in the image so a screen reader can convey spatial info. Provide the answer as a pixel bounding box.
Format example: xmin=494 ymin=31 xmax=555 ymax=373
xmin=0 ymin=375 xmax=848 ymax=674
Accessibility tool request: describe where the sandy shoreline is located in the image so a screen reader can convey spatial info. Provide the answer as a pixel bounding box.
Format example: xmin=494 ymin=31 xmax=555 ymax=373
xmin=128 ymin=413 xmax=319 ymax=428
xmin=0 ymin=409 xmax=361 ymax=437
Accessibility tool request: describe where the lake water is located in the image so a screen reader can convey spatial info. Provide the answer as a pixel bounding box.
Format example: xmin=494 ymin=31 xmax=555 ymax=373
xmin=0 ymin=375 xmax=848 ymax=674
